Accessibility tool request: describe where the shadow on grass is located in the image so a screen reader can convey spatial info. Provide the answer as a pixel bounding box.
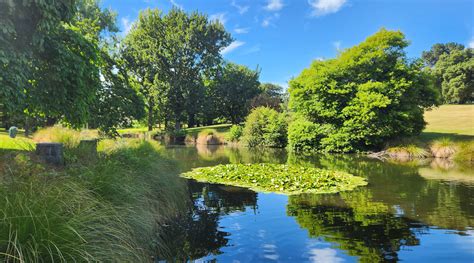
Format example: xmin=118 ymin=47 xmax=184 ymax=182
xmin=419 ymin=132 xmax=474 ymax=142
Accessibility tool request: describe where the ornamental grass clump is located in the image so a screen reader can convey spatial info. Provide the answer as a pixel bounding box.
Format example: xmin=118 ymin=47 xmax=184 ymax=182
xmin=181 ymin=163 xmax=367 ymax=195
xmin=430 ymin=138 xmax=457 ymax=159
xmin=196 ymin=129 xmax=224 ymax=145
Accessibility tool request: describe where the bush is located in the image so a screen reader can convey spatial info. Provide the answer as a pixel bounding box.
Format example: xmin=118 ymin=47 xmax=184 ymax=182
xmin=454 ymin=141 xmax=474 ymax=163
xmin=227 ymin=125 xmax=244 ymax=142
xmin=242 ymin=107 xmax=287 ymax=147
xmin=289 ymin=29 xmax=439 ymax=152
xmin=288 ymin=117 xmax=332 ymax=153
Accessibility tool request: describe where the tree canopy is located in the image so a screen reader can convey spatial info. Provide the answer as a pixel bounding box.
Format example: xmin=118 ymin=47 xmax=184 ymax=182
xmin=123 ymin=8 xmax=232 ymax=130
xmin=289 ymin=29 xmax=439 ymax=152
xmin=423 ymin=43 xmax=473 ymax=104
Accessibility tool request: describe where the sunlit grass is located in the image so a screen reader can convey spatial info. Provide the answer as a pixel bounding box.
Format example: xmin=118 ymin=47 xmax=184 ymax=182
xmin=423 ymin=105 xmax=474 ymax=137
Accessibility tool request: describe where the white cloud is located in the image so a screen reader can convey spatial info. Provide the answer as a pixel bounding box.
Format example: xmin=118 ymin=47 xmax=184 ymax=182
xmin=121 ymin=17 xmax=133 ymax=35
xmin=209 ymin=12 xmax=228 ymax=25
xmin=221 ymin=41 xmax=245 ymax=55
xmin=243 ymin=44 xmax=261 ymax=54
xmin=309 ymin=0 xmax=346 ymax=16
xmin=468 ymin=37 xmax=474 ymax=48
xmin=169 ymin=0 xmax=183 ymax=9
xmin=265 ymin=0 xmax=284 ymax=11
xmin=261 ymin=13 xmax=280 ymax=28
xmin=232 ymin=0 xmax=250 ymax=15
xmin=333 ymin=41 xmax=342 ymax=51
xmin=235 ymin=27 xmax=250 ymax=34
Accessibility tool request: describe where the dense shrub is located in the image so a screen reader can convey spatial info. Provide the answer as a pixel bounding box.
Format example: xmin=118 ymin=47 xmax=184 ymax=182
xmin=289 ymin=29 xmax=439 ymax=152
xmin=288 ymin=117 xmax=332 ymax=153
xmin=242 ymin=107 xmax=287 ymax=147
xmin=227 ymin=125 xmax=244 ymax=142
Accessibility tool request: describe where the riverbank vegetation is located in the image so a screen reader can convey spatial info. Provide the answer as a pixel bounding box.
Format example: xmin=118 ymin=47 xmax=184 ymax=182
xmin=181 ymin=163 xmax=367 ymax=195
xmin=0 ymin=135 xmax=188 ymax=261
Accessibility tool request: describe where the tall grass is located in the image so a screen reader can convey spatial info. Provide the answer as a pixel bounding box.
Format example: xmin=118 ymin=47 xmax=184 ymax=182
xmin=0 ymin=135 xmax=188 ymax=262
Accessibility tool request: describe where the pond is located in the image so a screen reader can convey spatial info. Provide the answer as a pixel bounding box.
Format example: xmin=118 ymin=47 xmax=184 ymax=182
xmin=159 ymin=145 xmax=474 ymax=262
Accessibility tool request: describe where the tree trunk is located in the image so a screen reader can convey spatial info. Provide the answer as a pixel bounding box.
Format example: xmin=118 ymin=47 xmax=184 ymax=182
xmin=147 ymin=97 xmax=154 ymax=131
xmin=46 ymin=117 xmax=57 ymax=127
xmin=187 ymin=114 xmax=195 ymax=128
xmin=174 ymin=119 xmax=181 ymax=131
xmin=24 ymin=116 xmax=30 ymax=137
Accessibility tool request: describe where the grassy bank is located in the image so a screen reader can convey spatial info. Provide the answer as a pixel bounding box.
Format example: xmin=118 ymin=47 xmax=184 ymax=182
xmin=0 ymin=129 xmax=188 ymax=262
xmin=422 ymin=105 xmax=474 ymax=141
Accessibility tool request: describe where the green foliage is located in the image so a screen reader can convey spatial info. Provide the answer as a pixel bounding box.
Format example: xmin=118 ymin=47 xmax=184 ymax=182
xmin=123 ymin=8 xmax=232 ymax=130
xmin=181 ymin=163 xmax=367 ymax=195
xmin=288 ymin=117 xmax=333 ymax=153
xmin=249 ymin=83 xmax=284 ymax=110
xmin=227 ymin=125 xmax=244 ymax=142
xmin=429 ymin=46 xmax=473 ymax=104
xmin=242 ymin=107 xmax=287 ymax=147
xmin=289 ymin=29 xmax=439 ymax=152
xmin=453 ymin=141 xmax=474 ymax=163
xmin=422 ymin=43 xmax=465 ymax=67
xmin=210 ymin=62 xmax=261 ymax=124
xmin=0 ymin=139 xmax=188 ymax=261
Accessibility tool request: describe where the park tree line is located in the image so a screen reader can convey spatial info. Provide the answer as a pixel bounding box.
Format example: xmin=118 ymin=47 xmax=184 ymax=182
xmin=0 ymin=0 xmax=284 ymax=134
xmin=0 ymin=1 xmax=471 ymax=139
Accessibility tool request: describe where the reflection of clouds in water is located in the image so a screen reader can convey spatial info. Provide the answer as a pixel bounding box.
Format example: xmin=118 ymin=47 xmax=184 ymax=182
xmin=308 ymin=248 xmax=344 ymax=263
xmin=232 ymin=222 xmax=242 ymax=230
xmin=258 ymin=229 xmax=266 ymax=238
xmin=262 ymin=243 xmax=279 ymax=261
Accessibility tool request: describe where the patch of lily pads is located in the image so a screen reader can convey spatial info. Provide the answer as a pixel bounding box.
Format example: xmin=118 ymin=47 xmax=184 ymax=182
xmin=181 ymin=163 xmax=367 ymax=195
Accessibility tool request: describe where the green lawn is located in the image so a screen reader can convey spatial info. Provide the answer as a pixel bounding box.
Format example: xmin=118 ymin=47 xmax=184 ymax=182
xmin=0 ymin=131 xmax=34 ymax=151
xmin=421 ymin=105 xmax=474 ymax=141
xmin=183 ymin=123 xmax=233 ymax=136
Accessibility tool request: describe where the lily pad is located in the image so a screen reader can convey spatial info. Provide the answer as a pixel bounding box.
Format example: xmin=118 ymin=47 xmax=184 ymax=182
xmin=181 ymin=163 xmax=367 ymax=195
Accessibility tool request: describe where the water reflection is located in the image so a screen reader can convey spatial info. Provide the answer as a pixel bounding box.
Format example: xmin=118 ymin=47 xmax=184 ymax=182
xmin=160 ymin=145 xmax=474 ymax=262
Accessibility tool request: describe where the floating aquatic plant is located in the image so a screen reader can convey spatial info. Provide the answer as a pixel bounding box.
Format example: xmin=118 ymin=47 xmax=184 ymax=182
xmin=181 ymin=163 xmax=367 ymax=195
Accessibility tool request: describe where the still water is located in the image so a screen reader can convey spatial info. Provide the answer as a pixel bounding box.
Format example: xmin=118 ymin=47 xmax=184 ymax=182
xmin=160 ymin=145 xmax=474 ymax=262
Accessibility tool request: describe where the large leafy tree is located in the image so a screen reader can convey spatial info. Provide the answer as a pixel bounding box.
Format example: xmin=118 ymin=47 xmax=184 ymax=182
xmin=423 ymin=43 xmax=473 ymax=104
xmin=0 ymin=0 xmax=75 ymax=124
xmin=1 ymin=0 xmax=143 ymax=133
xmin=211 ymin=63 xmax=261 ymax=124
xmin=289 ymin=29 xmax=439 ymax=152
xmin=123 ymin=8 xmax=231 ymax=131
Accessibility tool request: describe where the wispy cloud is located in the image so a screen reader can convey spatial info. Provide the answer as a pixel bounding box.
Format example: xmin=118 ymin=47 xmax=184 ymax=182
xmin=169 ymin=0 xmax=183 ymax=9
xmin=235 ymin=27 xmax=250 ymax=34
xmin=121 ymin=17 xmax=133 ymax=35
xmin=232 ymin=0 xmax=250 ymax=15
xmin=265 ymin=0 xmax=284 ymax=11
xmin=469 ymin=37 xmax=474 ymax=48
xmin=209 ymin=12 xmax=228 ymax=25
xmin=243 ymin=44 xmax=261 ymax=54
xmin=221 ymin=41 xmax=245 ymax=55
xmin=309 ymin=0 xmax=346 ymax=16
xmin=261 ymin=13 xmax=280 ymax=28
xmin=333 ymin=40 xmax=342 ymax=51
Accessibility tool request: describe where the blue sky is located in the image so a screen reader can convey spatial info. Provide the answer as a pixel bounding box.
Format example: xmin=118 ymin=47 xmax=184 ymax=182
xmin=101 ymin=0 xmax=473 ymax=88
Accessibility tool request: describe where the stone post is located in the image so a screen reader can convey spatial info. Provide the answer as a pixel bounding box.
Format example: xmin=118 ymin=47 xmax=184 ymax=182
xmin=36 ymin=143 xmax=64 ymax=165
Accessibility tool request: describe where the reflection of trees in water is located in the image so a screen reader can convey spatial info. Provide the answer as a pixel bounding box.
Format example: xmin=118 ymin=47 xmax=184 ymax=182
xmin=288 ymin=190 xmax=426 ymax=262
xmin=288 ymin=152 xmax=474 ymax=231
xmin=157 ymin=180 xmax=258 ymax=261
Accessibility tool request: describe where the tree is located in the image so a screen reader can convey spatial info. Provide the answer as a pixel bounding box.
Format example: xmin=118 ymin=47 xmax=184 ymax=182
xmin=423 ymin=44 xmax=473 ymax=104
xmin=212 ymin=63 xmax=261 ymax=124
xmin=422 ymin=43 xmax=465 ymax=67
xmin=249 ymin=83 xmax=284 ymax=111
xmin=289 ymin=29 xmax=439 ymax=152
xmin=0 ymin=0 xmax=75 ymax=126
xmin=123 ymin=8 xmax=232 ymax=131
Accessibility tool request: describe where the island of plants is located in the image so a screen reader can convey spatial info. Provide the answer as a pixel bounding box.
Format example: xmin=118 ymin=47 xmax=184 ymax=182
xmin=181 ymin=163 xmax=367 ymax=195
